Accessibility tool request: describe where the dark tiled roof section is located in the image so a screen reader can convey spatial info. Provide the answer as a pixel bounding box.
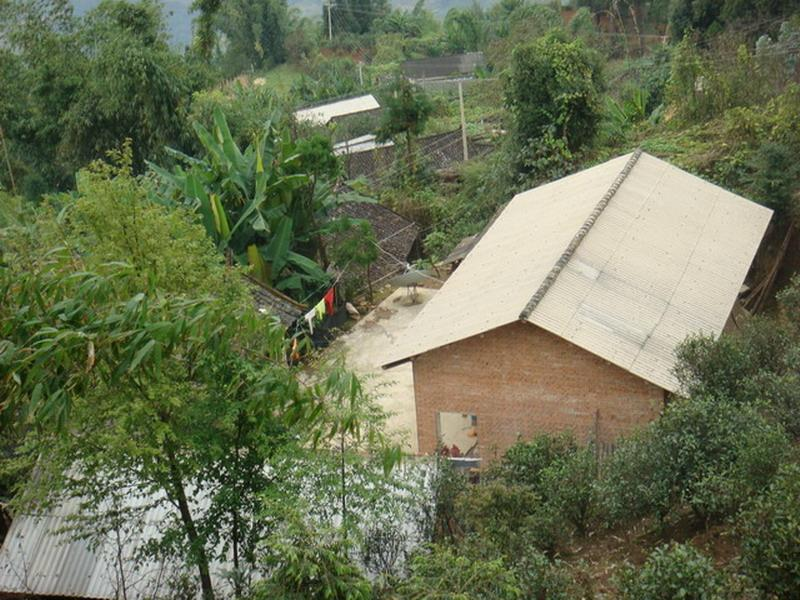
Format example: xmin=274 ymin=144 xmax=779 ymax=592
xmin=442 ymin=234 xmax=478 ymax=265
xmin=402 ymin=52 xmax=485 ymax=80
xmin=244 ymin=275 xmax=306 ymax=326
xmin=329 ymin=201 xmax=421 ymax=285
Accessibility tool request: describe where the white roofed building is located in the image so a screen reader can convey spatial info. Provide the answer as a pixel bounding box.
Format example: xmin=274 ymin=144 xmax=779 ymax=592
xmin=383 ymin=151 xmax=772 ymax=458
xmin=293 ymin=94 xmax=380 ymax=126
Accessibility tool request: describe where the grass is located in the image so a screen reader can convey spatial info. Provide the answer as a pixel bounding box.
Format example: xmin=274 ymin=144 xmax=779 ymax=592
xmin=256 ymin=64 xmax=304 ymax=97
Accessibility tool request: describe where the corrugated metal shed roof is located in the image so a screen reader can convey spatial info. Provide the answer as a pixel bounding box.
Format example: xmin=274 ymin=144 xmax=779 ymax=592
xmin=0 ymin=493 xmax=232 ymax=599
xmin=294 ymin=94 xmax=380 ymax=125
xmin=383 ymin=152 xmax=772 ymax=393
xmin=0 ymin=496 xmax=170 ymax=599
xmin=333 ymin=134 xmax=394 ymax=156
xmin=441 ymin=234 xmax=478 ymax=266
xmin=402 ymin=52 xmax=485 ymax=80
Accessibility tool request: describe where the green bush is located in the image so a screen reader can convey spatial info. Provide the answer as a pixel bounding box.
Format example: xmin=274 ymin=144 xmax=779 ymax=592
xmin=675 ymin=316 xmax=800 ymax=440
xmin=257 ymin=521 xmax=372 ymax=600
xmin=514 ymin=547 xmax=583 ymax=600
xmin=616 ymin=543 xmax=727 ymax=600
xmin=454 ymin=480 xmax=563 ymax=556
xmin=495 ymin=432 xmax=577 ymax=490
xmin=398 ymin=544 xmax=522 ymax=599
xmin=189 ymin=83 xmax=285 ymax=148
xmin=541 ymin=446 xmax=598 ymax=536
xmin=504 ymin=31 xmax=602 ymax=156
xmin=493 ymin=433 xmax=598 ymax=538
xmin=600 ymin=397 xmax=791 ymax=526
xmin=739 ymin=463 xmax=800 ymax=597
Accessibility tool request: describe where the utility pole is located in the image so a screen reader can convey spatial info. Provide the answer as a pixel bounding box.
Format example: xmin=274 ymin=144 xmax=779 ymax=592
xmin=326 ymin=0 xmax=334 ymax=41
xmin=357 ymin=61 xmax=364 ymax=87
xmin=458 ymin=80 xmax=469 ymax=162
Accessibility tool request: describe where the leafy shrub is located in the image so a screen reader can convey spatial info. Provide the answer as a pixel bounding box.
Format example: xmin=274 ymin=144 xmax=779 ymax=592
xmin=504 ymin=31 xmax=602 ymax=156
xmin=739 ymin=463 xmax=800 ymax=597
xmin=616 ymin=543 xmax=726 ymax=600
xmin=455 ymin=480 xmax=563 ymax=556
xmin=291 ymin=57 xmax=361 ymax=103
xmin=600 ymin=397 xmax=791 ymax=526
xmin=495 ymin=432 xmax=577 ymax=489
xmin=514 ymin=547 xmax=584 ymax=600
xmin=257 ymin=521 xmax=372 ymax=600
xmin=747 ymin=140 xmax=800 ymax=215
xmin=398 ymin=544 xmax=522 ymax=599
xmin=493 ymin=433 xmax=598 ymax=538
xmin=189 ymin=82 xmax=285 ymax=148
xmin=676 ymin=317 xmax=800 ymax=440
xmin=541 ymin=446 xmax=598 ymax=536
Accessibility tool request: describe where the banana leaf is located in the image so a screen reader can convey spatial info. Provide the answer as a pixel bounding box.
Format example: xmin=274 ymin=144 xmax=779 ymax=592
xmin=262 ymin=216 xmax=293 ymax=275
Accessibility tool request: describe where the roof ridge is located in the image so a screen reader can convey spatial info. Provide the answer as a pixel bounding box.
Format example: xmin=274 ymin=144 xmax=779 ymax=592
xmin=518 ymin=148 xmax=643 ymax=320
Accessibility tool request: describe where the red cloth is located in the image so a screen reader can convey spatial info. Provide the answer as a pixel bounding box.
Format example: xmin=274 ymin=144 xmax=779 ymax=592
xmin=323 ymin=288 xmax=335 ymax=315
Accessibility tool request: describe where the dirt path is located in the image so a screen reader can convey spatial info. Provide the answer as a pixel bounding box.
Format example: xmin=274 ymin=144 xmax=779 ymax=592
xmin=330 ymin=287 xmax=438 ymax=453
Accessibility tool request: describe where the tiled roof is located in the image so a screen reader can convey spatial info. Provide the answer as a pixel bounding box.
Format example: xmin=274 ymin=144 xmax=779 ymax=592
xmin=245 ymin=276 xmax=305 ymax=326
xmin=329 ymin=202 xmax=420 ymax=286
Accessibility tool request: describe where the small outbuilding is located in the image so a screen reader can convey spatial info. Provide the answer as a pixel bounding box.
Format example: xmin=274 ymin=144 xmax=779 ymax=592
xmin=383 ymin=151 xmax=772 ymax=459
xmin=293 ymin=94 xmax=380 ymax=126
xmin=402 ymin=52 xmax=486 ymax=81
xmin=244 ymin=275 xmax=305 ymax=327
xmin=329 ymin=201 xmax=421 ymax=290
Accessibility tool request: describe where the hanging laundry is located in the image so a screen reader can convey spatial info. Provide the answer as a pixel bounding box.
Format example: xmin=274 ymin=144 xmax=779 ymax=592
xmin=324 ymin=288 xmax=335 ymax=315
xmin=314 ymin=299 xmax=326 ymax=320
xmin=304 ymin=308 xmax=316 ymax=334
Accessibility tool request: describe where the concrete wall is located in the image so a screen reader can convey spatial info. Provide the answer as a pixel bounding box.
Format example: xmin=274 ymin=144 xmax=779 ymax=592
xmin=412 ymin=321 xmax=664 ymax=460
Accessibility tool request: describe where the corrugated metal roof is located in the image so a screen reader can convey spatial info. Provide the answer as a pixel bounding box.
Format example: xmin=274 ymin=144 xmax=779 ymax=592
xmin=383 ymin=152 xmax=772 ymax=393
xmin=0 ymin=493 xmax=233 ymax=599
xmin=0 ymin=496 xmax=170 ymax=599
xmin=402 ymin=52 xmax=485 ymax=80
xmin=294 ymin=94 xmax=380 ymax=125
xmin=333 ymin=134 xmax=393 ymax=156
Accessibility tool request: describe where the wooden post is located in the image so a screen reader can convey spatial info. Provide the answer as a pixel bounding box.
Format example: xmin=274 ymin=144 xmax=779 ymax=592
xmin=0 ymin=125 xmax=16 ymax=195
xmin=458 ymin=81 xmax=469 ymax=162
xmin=326 ymin=0 xmax=333 ymax=41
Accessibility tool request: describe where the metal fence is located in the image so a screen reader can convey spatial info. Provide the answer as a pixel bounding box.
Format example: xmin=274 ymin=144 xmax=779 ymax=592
xmin=341 ymin=129 xmax=494 ymax=184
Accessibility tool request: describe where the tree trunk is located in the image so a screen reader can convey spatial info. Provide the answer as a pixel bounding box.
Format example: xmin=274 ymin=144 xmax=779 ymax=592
xmin=340 ymin=433 xmax=347 ymax=536
xmin=165 ymin=443 xmax=215 ymax=600
xmin=406 ymin=133 xmax=415 ymax=178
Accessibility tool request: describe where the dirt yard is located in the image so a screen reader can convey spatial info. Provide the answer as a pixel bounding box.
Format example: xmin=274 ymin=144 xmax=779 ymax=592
xmin=330 ymin=286 xmax=439 ymax=453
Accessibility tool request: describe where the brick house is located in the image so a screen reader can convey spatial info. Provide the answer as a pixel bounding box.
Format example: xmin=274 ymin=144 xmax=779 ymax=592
xmin=383 ymin=151 xmax=772 ymax=459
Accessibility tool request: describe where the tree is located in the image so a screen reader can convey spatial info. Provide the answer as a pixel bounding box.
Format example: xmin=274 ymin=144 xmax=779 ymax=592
xmin=329 ymin=218 xmax=379 ymax=301
xmin=376 ymin=77 xmax=433 ymax=178
xmin=505 ymin=32 xmax=602 ymax=157
xmin=1 ymin=152 xmax=382 ymax=598
xmin=150 ymin=109 xmax=341 ymax=301
xmin=444 ymin=4 xmax=485 ymax=52
xmin=0 ymin=0 xmax=203 ymax=192
xmin=324 ymin=0 xmax=389 ymax=36
xmin=215 ymin=0 xmax=289 ymax=75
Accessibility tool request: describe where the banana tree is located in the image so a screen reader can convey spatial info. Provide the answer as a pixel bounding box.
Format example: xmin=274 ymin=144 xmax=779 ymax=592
xmin=148 ymin=108 xmax=339 ymax=300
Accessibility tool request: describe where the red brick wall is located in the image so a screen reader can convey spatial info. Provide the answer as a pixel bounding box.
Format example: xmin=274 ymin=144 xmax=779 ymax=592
xmin=412 ymin=321 xmax=664 ymax=460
